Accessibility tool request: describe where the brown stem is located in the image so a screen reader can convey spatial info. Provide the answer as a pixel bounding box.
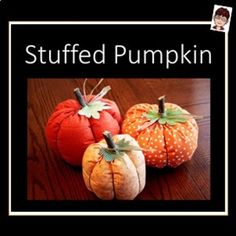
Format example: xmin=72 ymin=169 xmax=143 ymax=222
xmin=103 ymin=131 xmax=116 ymax=149
xmin=158 ymin=95 xmax=166 ymax=117
xmin=74 ymin=88 xmax=86 ymax=107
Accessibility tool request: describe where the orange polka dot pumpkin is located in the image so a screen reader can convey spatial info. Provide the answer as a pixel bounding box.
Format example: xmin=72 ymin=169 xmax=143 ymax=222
xmin=122 ymin=96 xmax=199 ymax=168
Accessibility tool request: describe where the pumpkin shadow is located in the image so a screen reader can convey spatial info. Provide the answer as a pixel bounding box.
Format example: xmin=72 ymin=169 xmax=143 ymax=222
xmin=146 ymin=166 xmax=178 ymax=176
xmin=62 ymin=160 xmax=82 ymax=172
xmin=137 ymin=164 xmax=188 ymax=200
xmin=54 ymin=154 xmax=83 ymax=172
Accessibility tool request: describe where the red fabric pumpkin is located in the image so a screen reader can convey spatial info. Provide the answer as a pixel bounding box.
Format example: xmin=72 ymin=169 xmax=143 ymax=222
xmin=122 ymin=96 xmax=199 ymax=168
xmin=45 ymin=82 xmax=121 ymax=166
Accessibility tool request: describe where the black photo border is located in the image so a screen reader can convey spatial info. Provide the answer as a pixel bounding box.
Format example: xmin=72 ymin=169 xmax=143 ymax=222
xmin=8 ymin=21 xmax=228 ymax=216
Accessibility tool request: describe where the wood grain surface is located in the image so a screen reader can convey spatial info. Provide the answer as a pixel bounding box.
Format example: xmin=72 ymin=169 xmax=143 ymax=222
xmin=27 ymin=78 xmax=210 ymax=200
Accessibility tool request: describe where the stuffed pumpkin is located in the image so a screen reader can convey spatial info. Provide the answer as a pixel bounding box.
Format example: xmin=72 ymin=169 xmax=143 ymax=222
xmin=122 ymin=96 xmax=200 ymax=168
xmin=82 ymin=131 xmax=146 ymax=200
xmin=45 ymin=79 xmax=121 ymax=166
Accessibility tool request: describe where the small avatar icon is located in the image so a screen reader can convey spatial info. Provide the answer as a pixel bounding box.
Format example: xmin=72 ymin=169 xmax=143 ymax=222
xmin=211 ymin=5 xmax=232 ymax=33
xmin=213 ymin=7 xmax=230 ymax=31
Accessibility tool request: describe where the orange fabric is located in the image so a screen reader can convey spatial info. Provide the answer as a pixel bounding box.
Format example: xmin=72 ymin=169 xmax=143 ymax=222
xmin=45 ymin=96 xmax=121 ymax=166
xmin=122 ymin=103 xmax=198 ymax=168
xmin=82 ymin=134 xmax=146 ymax=200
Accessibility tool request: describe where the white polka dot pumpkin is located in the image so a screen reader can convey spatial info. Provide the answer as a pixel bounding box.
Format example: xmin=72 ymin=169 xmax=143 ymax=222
xmin=122 ymin=96 xmax=199 ymax=168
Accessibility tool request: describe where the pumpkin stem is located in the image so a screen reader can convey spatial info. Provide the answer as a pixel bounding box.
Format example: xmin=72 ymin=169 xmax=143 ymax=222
xmin=74 ymin=88 xmax=87 ymax=107
xmin=103 ymin=131 xmax=116 ymax=149
xmin=158 ymin=95 xmax=166 ymax=117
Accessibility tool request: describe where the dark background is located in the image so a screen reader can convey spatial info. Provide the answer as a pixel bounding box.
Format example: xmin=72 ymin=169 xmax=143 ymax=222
xmin=12 ymin=24 xmax=221 ymax=212
xmin=0 ymin=0 xmax=235 ymax=229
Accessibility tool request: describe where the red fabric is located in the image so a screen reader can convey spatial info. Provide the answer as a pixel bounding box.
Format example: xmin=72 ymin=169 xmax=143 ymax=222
xmin=45 ymin=97 xmax=121 ymax=166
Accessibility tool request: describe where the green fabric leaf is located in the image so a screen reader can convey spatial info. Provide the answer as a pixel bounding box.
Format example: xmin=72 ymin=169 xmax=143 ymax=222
xmin=171 ymin=117 xmax=187 ymax=123
xmin=145 ymin=108 xmax=192 ymax=126
xmin=166 ymin=108 xmax=183 ymax=116
xmin=158 ymin=117 xmax=166 ymax=124
xmin=78 ymin=101 xmax=111 ymax=119
xmin=99 ymin=148 xmax=122 ymax=162
xmin=116 ymin=138 xmax=142 ymax=151
xmin=99 ymin=138 xmax=142 ymax=162
xmin=166 ymin=119 xmax=176 ymax=125
xmin=146 ymin=110 xmax=160 ymax=120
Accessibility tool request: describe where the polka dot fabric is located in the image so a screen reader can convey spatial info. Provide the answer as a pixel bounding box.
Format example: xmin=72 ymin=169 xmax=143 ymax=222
xmin=122 ymin=103 xmax=198 ymax=168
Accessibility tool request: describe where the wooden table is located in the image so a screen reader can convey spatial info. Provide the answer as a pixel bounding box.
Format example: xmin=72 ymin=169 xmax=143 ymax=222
xmin=28 ymin=78 xmax=210 ymax=200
